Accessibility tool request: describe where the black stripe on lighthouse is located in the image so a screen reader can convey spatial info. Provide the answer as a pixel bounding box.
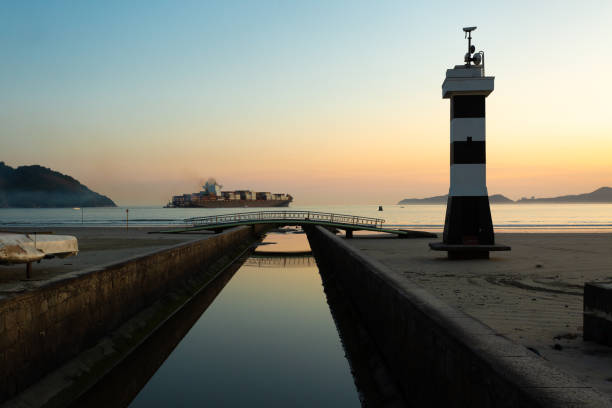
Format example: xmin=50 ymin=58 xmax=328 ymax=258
xmin=445 ymin=95 xmax=493 ymax=246
xmin=451 ymin=95 xmax=485 ymax=118
xmin=450 ymin=139 xmax=486 ymax=164
xmin=443 ymin=196 xmax=494 ymax=245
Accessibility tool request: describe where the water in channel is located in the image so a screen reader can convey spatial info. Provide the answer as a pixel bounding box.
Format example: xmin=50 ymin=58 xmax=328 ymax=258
xmin=125 ymin=231 xmax=361 ymax=407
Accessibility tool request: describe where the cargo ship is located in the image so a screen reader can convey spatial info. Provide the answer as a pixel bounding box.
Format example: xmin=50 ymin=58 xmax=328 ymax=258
xmin=166 ymin=178 xmax=293 ymax=208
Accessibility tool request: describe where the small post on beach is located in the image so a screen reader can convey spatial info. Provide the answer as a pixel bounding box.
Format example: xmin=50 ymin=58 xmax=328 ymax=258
xmin=126 ymin=208 xmax=129 ymax=231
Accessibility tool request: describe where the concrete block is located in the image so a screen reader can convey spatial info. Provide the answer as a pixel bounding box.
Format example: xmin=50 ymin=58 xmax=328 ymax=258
xmin=584 ymin=282 xmax=612 ymax=346
xmin=585 ymin=282 xmax=612 ymax=313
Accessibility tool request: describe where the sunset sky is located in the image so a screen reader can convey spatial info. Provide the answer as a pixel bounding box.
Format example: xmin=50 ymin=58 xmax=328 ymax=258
xmin=2 ymin=1 xmax=611 ymax=205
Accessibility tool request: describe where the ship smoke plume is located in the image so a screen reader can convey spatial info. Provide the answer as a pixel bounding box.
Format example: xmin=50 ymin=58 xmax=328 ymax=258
xmin=198 ymin=177 xmax=222 ymax=189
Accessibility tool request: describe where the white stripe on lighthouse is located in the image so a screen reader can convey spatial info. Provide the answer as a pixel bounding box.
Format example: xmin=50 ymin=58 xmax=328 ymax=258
xmin=449 ymin=164 xmax=488 ymax=196
xmin=450 ymin=118 xmax=486 ymax=142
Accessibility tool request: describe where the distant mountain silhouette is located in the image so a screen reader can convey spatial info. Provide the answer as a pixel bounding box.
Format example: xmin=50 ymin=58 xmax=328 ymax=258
xmin=516 ymin=187 xmax=612 ymax=203
xmin=398 ymin=188 xmax=612 ymax=204
xmin=0 ymin=162 xmax=116 ymax=208
xmin=398 ymin=194 xmax=448 ymax=204
xmin=398 ymin=194 xmax=512 ymax=204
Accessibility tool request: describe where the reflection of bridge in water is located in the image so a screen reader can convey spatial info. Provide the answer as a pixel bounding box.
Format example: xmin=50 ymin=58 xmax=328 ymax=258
xmin=245 ymin=253 xmax=316 ymax=268
xmin=157 ymin=211 xmax=436 ymax=238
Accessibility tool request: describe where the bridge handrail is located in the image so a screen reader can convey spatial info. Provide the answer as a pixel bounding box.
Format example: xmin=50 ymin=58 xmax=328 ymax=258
xmin=184 ymin=210 xmax=385 ymax=228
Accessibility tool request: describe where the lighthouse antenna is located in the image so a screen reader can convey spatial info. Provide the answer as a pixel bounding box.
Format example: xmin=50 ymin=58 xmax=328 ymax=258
xmin=462 ymin=26 xmax=477 ymax=66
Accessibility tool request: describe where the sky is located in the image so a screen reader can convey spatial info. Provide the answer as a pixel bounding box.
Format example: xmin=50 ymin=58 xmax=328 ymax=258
xmin=1 ymin=1 xmax=611 ymax=205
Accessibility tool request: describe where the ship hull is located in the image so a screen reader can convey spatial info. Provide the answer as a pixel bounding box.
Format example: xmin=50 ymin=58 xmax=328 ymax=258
xmin=173 ymin=199 xmax=291 ymax=208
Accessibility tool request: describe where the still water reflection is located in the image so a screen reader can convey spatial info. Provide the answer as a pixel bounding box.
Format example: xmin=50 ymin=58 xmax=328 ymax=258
xmin=129 ymin=232 xmax=360 ymax=407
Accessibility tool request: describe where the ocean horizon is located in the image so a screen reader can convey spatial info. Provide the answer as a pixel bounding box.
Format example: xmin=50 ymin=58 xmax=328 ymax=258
xmin=1 ymin=203 xmax=611 ymax=232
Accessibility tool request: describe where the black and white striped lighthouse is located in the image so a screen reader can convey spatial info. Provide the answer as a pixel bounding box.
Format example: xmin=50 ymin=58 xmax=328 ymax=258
xmin=430 ymin=27 xmax=510 ymax=259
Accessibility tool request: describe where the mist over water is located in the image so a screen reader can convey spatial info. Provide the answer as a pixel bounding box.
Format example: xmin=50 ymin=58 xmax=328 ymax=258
xmin=1 ymin=204 xmax=611 ymax=232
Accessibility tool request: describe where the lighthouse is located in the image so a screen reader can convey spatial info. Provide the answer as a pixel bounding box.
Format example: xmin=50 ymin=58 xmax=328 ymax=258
xmin=429 ymin=27 xmax=510 ymax=259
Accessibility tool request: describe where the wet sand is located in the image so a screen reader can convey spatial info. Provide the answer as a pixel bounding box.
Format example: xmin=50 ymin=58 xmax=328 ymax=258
xmin=346 ymin=232 xmax=612 ymax=399
xmin=0 ymin=227 xmax=211 ymax=294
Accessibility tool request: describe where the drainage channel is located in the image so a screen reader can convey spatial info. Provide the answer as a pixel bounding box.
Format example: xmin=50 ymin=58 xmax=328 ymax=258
xmin=74 ymin=229 xmax=402 ymax=407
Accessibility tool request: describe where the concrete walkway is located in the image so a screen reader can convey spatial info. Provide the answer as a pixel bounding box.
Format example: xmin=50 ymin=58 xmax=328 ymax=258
xmin=0 ymin=227 xmax=208 ymax=297
xmin=345 ymin=232 xmax=612 ymax=401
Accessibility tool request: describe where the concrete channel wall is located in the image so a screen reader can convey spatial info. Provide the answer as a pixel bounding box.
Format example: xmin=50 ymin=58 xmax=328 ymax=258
xmin=0 ymin=226 xmax=267 ymax=402
xmin=306 ymin=226 xmax=609 ymax=408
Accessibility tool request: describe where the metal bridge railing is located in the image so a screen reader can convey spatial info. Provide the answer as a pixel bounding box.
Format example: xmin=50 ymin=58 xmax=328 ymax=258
xmin=185 ymin=211 xmax=385 ymax=228
xmin=244 ymin=256 xmax=316 ymax=268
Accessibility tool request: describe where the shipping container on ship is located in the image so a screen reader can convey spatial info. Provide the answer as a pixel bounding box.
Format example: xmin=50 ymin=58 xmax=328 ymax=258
xmin=165 ymin=178 xmax=293 ymax=208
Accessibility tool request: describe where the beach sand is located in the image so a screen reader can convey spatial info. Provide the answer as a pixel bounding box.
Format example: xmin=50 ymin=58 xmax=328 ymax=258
xmin=346 ymin=232 xmax=612 ymax=399
xmin=0 ymin=227 xmax=211 ymax=293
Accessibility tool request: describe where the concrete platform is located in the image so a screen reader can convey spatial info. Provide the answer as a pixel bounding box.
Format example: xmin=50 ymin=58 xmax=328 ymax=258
xmin=344 ymin=232 xmax=612 ymax=402
xmin=0 ymin=227 xmax=208 ymax=296
xmin=429 ymin=241 xmax=511 ymax=259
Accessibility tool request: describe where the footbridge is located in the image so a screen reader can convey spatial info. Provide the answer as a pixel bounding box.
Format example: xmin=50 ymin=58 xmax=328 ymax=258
xmin=158 ymin=210 xmax=436 ymax=238
xmin=245 ymin=254 xmax=316 ymax=268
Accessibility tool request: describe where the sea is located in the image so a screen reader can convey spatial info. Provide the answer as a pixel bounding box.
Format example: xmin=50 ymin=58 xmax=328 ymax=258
xmin=1 ymin=204 xmax=611 ymax=232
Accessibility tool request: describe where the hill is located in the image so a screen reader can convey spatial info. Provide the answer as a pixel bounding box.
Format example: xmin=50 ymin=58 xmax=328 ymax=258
xmin=398 ymin=188 xmax=612 ymax=204
xmin=0 ymin=162 xmax=116 ymax=208
xmin=516 ymin=187 xmax=612 ymax=203
xmin=398 ymin=194 xmax=513 ymax=205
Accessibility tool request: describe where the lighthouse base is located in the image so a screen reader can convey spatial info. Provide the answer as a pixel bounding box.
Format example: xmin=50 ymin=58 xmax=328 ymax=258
xmin=429 ymin=242 xmax=511 ymax=259
xmin=443 ymin=196 xmax=495 ymax=245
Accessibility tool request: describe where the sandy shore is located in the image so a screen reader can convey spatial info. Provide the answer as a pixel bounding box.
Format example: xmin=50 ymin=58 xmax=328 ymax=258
xmin=346 ymin=232 xmax=612 ymax=399
xmin=0 ymin=227 xmax=211 ymax=294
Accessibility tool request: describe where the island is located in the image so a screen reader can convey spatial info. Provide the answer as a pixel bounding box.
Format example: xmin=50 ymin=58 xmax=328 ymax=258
xmin=515 ymin=187 xmax=612 ymax=203
xmin=398 ymin=187 xmax=612 ymax=204
xmin=398 ymin=194 xmax=513 ymax=205
xmin=0 ymin=162 xmax=116 ymax=208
